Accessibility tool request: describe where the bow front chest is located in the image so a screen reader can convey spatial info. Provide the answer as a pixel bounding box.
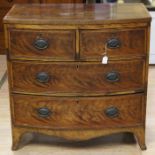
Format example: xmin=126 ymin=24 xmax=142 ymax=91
xmin=3 ymin=3 xmax=151 ymax=150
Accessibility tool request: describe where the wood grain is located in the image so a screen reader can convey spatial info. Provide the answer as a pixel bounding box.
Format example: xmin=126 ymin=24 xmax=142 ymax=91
xmin=2 ymin=61 xmax=155 ymax=154
xmin=4 ymin=3 xmax=151 ymax=151
xmin=3 ymin=4 xmax=151 ymax=25
xmin=11 ymin=125 xmax=146 ymax=150
xmin=9 ymin=29 xmax=76 ymax=60
xmin=80 ymin=28 xmax=146 ymax=60
xmin=12 ymin=93 xmax=143 ymax=129
xmin=10 ymin=60 xmax=145 ymax=95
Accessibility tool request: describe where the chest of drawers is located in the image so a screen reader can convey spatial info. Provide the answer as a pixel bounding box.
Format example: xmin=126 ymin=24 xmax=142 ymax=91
xmin=3 ymin=3 xmax=151 ymax=150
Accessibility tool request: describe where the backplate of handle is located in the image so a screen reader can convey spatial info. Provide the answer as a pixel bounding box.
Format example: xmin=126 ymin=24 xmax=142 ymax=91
xmin=34 ymin=38 xmax=49 ymax=50
xmin=105 ymin=107 xmax=119 ymax=118
xmin=106 ymin=71 xmax=120 ymax=82
xmin=107 ymin=38 xmax=121 ymax=49
xmin=36 ymin=72 xmax=50 ymax=83
xmin=37 ymin=107 xmax=52 ymax=118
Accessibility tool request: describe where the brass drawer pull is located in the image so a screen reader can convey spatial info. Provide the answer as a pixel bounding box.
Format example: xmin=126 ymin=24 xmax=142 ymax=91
xmin=37 ymin=107 xmax=52 ymax=118
xmin=34 ymin=38 xmax=49 ymax=50
xmin=107 ymin=38 xmax=121 ymax=49
xmin=105 ymin=107 xmax=119 ymax=118
xmin=36 ymin=72 xmax=50 ymax=83
xmin=106 ymin=71 xmax=120 ymax=82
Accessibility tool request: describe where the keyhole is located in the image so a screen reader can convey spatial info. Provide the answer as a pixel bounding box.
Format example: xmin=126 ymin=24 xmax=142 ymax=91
xmin=76 ymin=65 xmax=79 ymax=70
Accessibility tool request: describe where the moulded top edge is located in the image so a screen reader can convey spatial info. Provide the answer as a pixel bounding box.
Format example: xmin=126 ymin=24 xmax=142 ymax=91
xmin=3 ymin=3 xmax=151 ymax=25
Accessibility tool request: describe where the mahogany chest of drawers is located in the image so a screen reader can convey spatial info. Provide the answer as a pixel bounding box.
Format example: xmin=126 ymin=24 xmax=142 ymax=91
xmin=3 ymin=3 xmax=151 ymax=150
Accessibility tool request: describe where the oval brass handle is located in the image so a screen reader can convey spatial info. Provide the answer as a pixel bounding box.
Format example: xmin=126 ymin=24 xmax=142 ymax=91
xmin=106 ymin=71 xmax=120 ymax=82
xmin=37 ymin=107 xmax=52 ymax=118
xmin=34 ymin=38 xmax=49 ymax=50
xmin=105 ymin=107 xmax=119 ymax=118
xmin=36 ymin=72 xmax=50 ymax=83
xmin=107 ymin=38 xmax=121 ymax=49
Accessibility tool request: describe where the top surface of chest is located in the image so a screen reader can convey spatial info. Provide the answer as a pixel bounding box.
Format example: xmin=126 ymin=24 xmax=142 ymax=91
xmin=3 ymin=3 xmax=151 ymax=25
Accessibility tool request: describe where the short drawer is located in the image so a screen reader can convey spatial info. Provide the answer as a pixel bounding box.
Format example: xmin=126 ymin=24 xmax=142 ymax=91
xmin=9 ymin=29 xmax=76 ymax=60
xmin=10 ymin=60 xmax=145 ymax=95
xmin=80 ymin=29 xmax=146 ymax=60
xmin=12 ymin=94 xmax=144 ymax=129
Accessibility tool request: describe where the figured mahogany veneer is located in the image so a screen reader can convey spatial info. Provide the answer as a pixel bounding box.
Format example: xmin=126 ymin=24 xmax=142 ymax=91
xmin=10 ymin=60 xmax=144 ymax=95
xmin=80 ymin=29 xmax=146 ymax=60
xmin=4 ymin=3 xmax=151 ymax=150
xmin=9 ymin=29 xmax=76 ymax=60
xmin=12 ymin=94 xmax=143 ymax=129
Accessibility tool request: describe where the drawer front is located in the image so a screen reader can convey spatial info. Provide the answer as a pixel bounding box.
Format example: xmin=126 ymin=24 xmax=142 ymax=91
xmin=10 ymin=60 xmax=144 ymax=95
xmin=12 ymin=94 xmax=143 ymax=129
xmin=80 ymin=29 xmax=146 ymax=60
xmin=9 ymin=29 xmax=76 ymax=60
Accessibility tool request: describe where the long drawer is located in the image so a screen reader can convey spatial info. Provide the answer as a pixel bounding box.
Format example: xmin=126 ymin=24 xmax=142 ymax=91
xmin=9 ymin=60 xmax=145 ymax=95
xmin=12 ymin=93 xmax=144 ymax=129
